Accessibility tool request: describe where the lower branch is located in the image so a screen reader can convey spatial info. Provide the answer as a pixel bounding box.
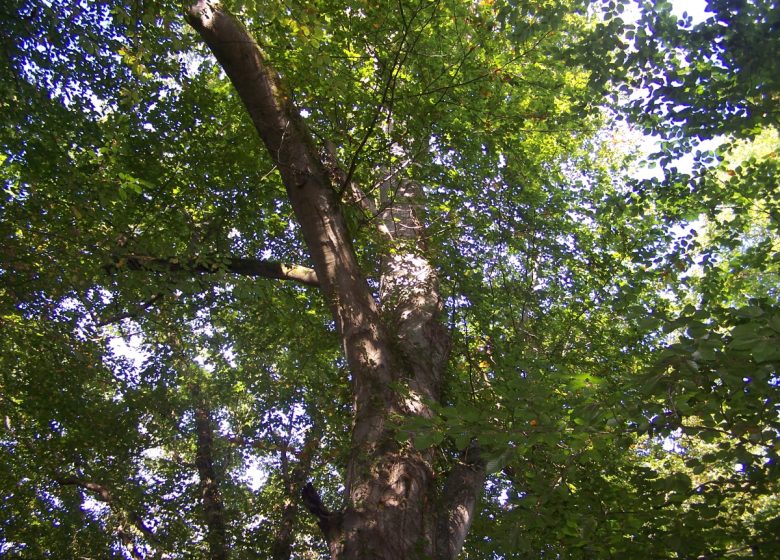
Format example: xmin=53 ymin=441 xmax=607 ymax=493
xmin=301 ymin=482 xmax=343 ymax=557
xmin=108 ymin=254 xmax=319 ymax=287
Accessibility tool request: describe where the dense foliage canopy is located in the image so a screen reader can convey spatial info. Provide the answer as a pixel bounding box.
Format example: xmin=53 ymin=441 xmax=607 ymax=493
xmin=1 ymin=0 xmax=778 ymax=558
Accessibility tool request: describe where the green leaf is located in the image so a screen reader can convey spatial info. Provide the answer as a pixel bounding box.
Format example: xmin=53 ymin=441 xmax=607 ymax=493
xmin=752 ymin=340 xmax=780 ymax=363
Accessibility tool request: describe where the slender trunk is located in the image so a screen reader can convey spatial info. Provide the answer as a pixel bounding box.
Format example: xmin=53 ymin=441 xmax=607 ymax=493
xmin=192 ymin=391 xmax=229 ymax=560
xmin=271 ymin=488 xmax=300 ymax=560
xmin=186 ymin=4 xmax=485 ymax=558
xmin=271 ymin=431 xmax=319 ymax=560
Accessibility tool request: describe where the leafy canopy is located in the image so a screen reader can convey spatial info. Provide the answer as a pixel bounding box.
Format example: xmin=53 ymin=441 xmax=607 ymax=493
xmin=1 ymin=0 xmax=778 ymax=558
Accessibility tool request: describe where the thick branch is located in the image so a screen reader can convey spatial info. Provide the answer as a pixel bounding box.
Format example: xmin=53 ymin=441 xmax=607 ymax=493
xmin=185 ymin=0 xmax=379 ymax=320
xmin=301 ymin=482 xmax=343 ymax=556
xmin=56 ymin=476 xmax=113 ymax=502
xmin=113 ymin=254 xmax=319 ymax=287
xmin=435 ymin=444 xmax=485 ymax=560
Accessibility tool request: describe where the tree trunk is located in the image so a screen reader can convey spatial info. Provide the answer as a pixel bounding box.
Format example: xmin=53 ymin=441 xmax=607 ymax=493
xmin=186 ymin=3 xmax=485 ymax=558
xmin=192 ymin=386 xmax=229 ymax=560
xmin=271 ymin=427 xmax=319 ymax=560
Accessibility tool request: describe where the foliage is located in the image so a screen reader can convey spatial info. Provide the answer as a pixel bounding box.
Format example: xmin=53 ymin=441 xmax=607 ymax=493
xmin=1 ymin=0 xmax=778 ymax=558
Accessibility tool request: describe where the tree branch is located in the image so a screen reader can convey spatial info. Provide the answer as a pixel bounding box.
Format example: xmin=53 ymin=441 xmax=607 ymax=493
xmin=186 ymin=0 xmax=398 ymax=471
xmin=340 ymin=0 xmax=436 ymax=192
xmin=111 ymin=254 xmax=319 ymax=287
xmin=56 ymin=476 xmax=113 ymax=502
xmin=319 ymin=139 xmax=392 ymax=240
xmin=436 ymin=443 xmax=485 ymax=560
xmin=185 ymin=0 xmax=381 ymax=326
xmin=301 ymin=481 xmax=343 ymax=555
xmin=54 ymin=476 xmax=158 ymax=543
xmin=96 ymin=293 xmax=165 ymax=327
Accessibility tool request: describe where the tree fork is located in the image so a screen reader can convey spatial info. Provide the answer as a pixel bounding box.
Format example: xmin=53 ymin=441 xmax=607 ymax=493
xmin=186 ymin=3 xmax=484 ymax=558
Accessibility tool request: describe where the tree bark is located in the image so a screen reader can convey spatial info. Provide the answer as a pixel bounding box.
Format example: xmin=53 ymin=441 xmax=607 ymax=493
xmin=186 ymin=3 xmax=485 ymax=558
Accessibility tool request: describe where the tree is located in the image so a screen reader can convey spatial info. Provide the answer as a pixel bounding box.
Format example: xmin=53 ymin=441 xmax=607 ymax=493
xmin=1 ymin=0 xmax=778 ymax=559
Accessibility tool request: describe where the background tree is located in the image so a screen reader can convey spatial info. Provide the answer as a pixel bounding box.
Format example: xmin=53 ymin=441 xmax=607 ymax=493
xmin=1 ymin=0 xmax=778 ymax=558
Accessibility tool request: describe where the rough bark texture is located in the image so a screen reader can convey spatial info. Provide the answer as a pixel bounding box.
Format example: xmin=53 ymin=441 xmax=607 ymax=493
xmin=186 ymin=3 xmax=485 ymax=558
